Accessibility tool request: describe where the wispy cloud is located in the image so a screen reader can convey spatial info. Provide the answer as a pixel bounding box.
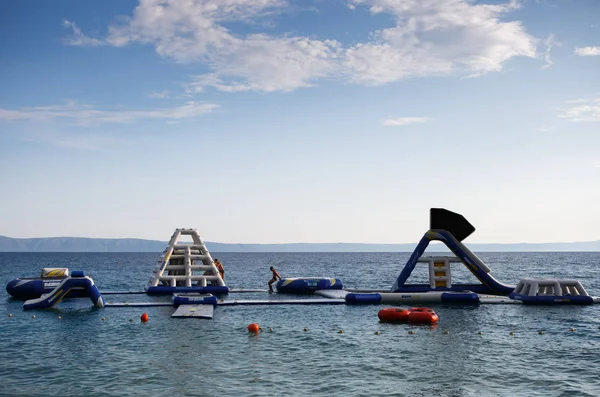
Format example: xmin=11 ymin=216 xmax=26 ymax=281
xmin=148 ymin=90 xmax=171 ymax=99
xmin=0 ymin=101 xmax=219 ymax=126
xmin=558 ymin=98 xmax=600 ymax=122
xmin=541 ymin=34 xmax=559 ymax=69
xmin=382 ymin=117 xmax=431 ymax=126
xmin=574 ymin=46 xmax=600 ymax=56
xmin=65 ymin=0 xmax=539 ymax=92
xmin=536 ymin=127 xmax=551 ymax=132
xmin=21 ymin=131 xmax=124 ymax=151
xmin=62 ymin=20 xmax=104 ymax=46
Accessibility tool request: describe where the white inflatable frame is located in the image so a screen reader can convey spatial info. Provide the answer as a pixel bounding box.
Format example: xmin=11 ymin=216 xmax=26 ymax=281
xmin=147 ymin=228 xmax=225 ymax=288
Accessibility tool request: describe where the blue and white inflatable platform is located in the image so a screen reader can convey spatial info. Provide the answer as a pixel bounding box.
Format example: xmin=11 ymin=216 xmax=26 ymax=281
xmin=276 ymin=277 xmax=343 ymax=294
xmin=22 ymin=271 xmax=105 ymax=310
xmin=6 ymin=268 xmax=91 ymax=300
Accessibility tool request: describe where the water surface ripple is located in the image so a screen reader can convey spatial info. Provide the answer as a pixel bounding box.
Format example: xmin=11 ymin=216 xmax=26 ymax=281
xmin=1 ymin=252 xmax=600 ymax=396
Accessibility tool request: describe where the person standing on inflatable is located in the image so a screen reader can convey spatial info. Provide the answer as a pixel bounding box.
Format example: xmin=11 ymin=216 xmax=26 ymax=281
xmin=214 ymin=258 xmax=225 ymax=280
xmin=268 ymin=266 xmax=282 ymax=293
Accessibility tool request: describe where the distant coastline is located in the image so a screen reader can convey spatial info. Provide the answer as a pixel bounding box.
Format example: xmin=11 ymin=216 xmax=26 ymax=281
xmin=0 ymin=235 xmax=599 ymax=253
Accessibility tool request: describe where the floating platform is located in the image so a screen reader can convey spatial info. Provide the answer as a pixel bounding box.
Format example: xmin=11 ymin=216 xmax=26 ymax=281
xmin=6 ymin=268 xmax=84 ymax=300
xmin=105 ymin=302 xmax=175 ymax=307
xmin=100 ymin=290 xmax=147 ymax=295
xmin=172 ymin=293 xmax=217 ymax=306
xmin=172 ymin=304 xmax=214 ymax=318
xmin=315 ymin=289 xmax=349 ymax=299
xmin=217 ymin=298 xmax=346 ymax=306
xmin=276 ymin=277 xmax=343 ymax=294
xmin=509 ymin=279 xmax=595 ymax=305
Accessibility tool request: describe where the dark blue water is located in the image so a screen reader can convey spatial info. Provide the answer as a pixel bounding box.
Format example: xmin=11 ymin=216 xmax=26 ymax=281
xmin=1 ymin=252 xmax=600 ymax=396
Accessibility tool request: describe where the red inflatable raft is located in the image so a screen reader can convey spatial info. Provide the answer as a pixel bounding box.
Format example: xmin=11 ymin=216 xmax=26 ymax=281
xmin=378 ymin=307 xmax=439 ymax=324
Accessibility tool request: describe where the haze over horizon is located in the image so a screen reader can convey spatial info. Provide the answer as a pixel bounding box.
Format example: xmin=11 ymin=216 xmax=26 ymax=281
xmin=1 ymin=0 xmax=599 ymax=245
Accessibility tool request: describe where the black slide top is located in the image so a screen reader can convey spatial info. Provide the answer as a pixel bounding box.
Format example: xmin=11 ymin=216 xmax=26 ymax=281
xmin=430 ymin=208 xmax=476 ymax=242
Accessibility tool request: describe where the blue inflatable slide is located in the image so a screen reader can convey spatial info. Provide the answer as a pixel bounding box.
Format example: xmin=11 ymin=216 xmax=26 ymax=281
xmin=23 ymin=271 xmax=105 ymax=310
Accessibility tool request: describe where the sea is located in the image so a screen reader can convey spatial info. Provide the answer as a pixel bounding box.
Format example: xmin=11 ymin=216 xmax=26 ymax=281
xmin=1 ymin=251 xmax=600 ymax=397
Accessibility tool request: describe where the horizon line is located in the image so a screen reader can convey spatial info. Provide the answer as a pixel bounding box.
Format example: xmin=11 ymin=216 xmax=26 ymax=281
xmin=1 ymin=234 xmax=599 ymax=246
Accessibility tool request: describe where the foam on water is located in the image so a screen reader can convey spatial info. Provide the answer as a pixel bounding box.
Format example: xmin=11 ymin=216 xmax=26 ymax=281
xmin=1 ymin=252 xmax=600 ymax=396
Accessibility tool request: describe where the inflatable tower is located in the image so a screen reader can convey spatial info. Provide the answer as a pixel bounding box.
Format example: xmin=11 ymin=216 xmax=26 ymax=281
xmin=146 ymin=228 xmax=228 ymax=295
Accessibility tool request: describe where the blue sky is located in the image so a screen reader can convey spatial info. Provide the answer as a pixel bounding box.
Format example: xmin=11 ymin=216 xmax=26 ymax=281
xmin=0 ymin=0 xmax=599 ymax=244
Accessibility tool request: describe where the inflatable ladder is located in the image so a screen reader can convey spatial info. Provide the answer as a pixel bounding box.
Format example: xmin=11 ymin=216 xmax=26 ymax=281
xmin=418 ymin=256 xmax=462 ymax=289
xmin=147 ymin=229 xmax=226 ymax=292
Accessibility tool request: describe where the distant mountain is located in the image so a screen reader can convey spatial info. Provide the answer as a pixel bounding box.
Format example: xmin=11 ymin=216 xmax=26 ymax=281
xmin=0 ymin=235 xmax=599 ymax=252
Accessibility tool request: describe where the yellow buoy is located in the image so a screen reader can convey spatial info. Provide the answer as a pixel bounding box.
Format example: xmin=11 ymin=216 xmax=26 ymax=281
xmin=337 ymin=329 xmax=344 ymax=334
xmin=374 ymin=331 xmax=381 ymax=335
xmin=442 ymin=330 xmax=449 ymax=335
xmin=408 ymin=330 xmax=415 ymax=335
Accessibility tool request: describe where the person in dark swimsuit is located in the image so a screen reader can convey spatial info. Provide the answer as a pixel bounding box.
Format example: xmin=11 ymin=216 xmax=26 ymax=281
xmin=268 ymin=266 xmax=282 ymax=293
xmin=213 ymin=258 xmax=225 ymax=280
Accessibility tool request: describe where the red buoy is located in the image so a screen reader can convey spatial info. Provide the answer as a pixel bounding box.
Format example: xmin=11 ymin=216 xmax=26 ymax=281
xmin=140 ymin=313 xmax=149 ymax=322
xmin=407 ymin=307 xmax=438 ymax=324
xmin=378 ymin=308 xmax=410 ymax=322
xmin=378 ymin=307 xmax=438 ymax=324
xmin=247 ymin=323 xmax=260 ymax=333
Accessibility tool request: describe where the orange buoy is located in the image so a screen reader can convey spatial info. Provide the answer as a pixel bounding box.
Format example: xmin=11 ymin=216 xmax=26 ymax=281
xmin=247 ymin=323 xmax=260 ymax=333
xmin=140 ymin=313 xmax=149 ymax=322
xmin=378 ymin=308 xmax=410 ymax=323
xmin=407 ymin=307 xmax=438 ymax=324
xmin=378 ymin=307 xmax=438 ymax=324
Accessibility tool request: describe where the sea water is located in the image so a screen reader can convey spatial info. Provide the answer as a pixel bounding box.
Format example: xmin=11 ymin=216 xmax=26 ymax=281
xmin=1 ymin=252 xmax=600 ymax=397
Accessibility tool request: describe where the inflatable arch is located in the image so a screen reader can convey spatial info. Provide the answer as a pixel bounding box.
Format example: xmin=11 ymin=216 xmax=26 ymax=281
xmin=391 ymin=208 xmax=514 ymax=296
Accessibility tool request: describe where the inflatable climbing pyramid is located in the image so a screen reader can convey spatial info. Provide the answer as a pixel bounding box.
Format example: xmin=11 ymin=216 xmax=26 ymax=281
xmin=146 ymin=228 xmax=228 ymax=294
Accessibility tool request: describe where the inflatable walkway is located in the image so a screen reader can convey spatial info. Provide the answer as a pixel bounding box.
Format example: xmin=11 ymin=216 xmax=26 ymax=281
xmin=23 ymin=271 xmax=105 ymax=310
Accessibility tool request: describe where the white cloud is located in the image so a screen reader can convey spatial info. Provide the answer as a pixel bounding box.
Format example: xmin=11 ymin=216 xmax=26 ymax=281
xmin=68 ymin=0 xmax=538 ymax=92
xmin=574 ymin=46 xmax=600 ymax=56
xmin=558 ymin=98 xmax=600 ymax=122
xmin=536 ymin=127 xmax=550 ymax=132
xmin=0 ymin=101 xmax=218 ymax=126
xmin=344 ymin=0 xmax=537 ymax=84
xmin=105 ymin=0 xmax=340 ymax=92
xmin=382 ymin=117 xmax=430 ymax=126
xmin=62 ymin=20 xmax=104 ymax=46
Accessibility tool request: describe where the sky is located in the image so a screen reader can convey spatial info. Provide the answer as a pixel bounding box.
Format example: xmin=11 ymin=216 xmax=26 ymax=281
xmin=0 ymin=0 xmax=599 ymax=244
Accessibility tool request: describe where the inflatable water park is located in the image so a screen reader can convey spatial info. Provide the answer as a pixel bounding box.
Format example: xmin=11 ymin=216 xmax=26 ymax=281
xmin=6 ymin=208 xmax=600 ymax=320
